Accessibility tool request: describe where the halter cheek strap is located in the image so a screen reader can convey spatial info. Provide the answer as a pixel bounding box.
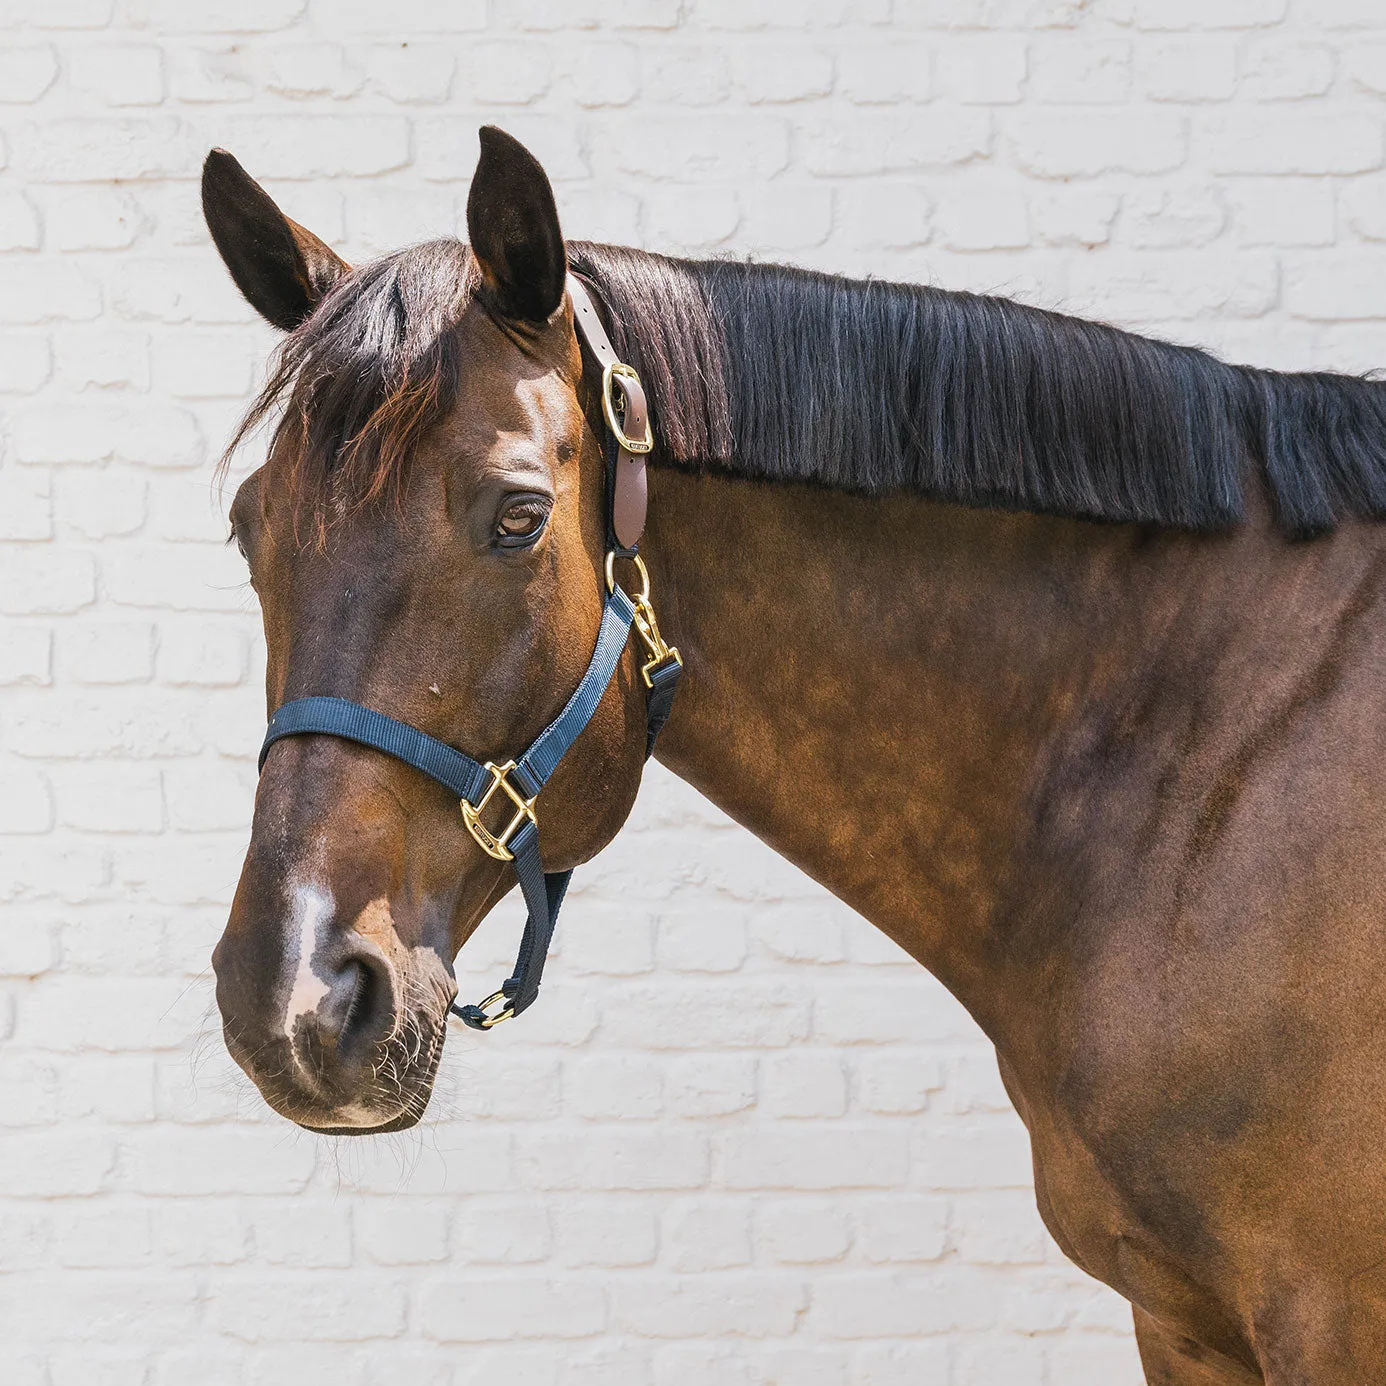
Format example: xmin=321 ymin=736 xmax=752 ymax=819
xmin=255 ymin=274 xmax=683 ymax=1031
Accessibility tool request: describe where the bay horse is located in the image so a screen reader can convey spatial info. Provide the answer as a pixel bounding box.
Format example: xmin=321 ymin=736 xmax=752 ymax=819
xmin=203 ymin=126 xmax=1386 ymax=1383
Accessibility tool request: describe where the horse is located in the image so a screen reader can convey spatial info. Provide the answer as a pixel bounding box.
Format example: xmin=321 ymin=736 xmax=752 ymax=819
xmin=202 ymin=125 xmax=1386 ymax=1383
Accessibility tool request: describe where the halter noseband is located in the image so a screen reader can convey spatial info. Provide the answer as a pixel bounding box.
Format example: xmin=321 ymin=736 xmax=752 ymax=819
xmin=256 ymin=273 xmax=683 ymax=1031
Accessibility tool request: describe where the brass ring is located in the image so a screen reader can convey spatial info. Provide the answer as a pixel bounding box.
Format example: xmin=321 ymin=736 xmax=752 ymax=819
xmin=605 ymin=550 xmax=651 ymax=602
xmin=474 ymin=989 xmax=516 ymax=1029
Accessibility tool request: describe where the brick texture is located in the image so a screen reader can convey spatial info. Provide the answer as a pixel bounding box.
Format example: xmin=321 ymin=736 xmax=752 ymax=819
xmin=3 ymin=1 xmax=1385 ymax=1381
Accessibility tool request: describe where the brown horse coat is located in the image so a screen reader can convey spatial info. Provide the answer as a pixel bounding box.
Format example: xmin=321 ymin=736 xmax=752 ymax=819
xmin=204 ymin=128 xmax=1386 ymax=1382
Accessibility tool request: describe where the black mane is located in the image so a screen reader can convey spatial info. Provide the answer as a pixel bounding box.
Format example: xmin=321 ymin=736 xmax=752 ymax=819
xmin=569 ymin=242 xmax=1386 ymax=536
xmin=239 ymin=237 xmax=1386 ymax=537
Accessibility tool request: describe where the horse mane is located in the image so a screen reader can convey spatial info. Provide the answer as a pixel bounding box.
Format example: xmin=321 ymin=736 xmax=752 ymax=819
xmin=233 ymin=236 xmax=1386 ymax=538
xmin=569 ymin=242 xmax=1386 ymax=537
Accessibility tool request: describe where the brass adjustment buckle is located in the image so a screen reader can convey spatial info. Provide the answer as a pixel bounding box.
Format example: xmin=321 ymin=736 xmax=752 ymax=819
xmin=601 ymin=362 xmax=653 ymax=455
xmin=466 ymin=989 xmax=516 ymax=1029
xmin=606 ymin=552 xmax=682 ymax=689
xmin=460 ymin=760 xmax=537 ymax=862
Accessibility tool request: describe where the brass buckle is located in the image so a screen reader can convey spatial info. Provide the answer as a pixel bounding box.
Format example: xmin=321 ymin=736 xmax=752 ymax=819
xmin=601 ymin=362 xmax=653 ymax=455
xmin=468 ymin=989 xmax=516 ymax=1029
xmin=460 ymin=760 xmax=537 ymax=862
xmin=606 ymin=552 xmax=681 ymax=688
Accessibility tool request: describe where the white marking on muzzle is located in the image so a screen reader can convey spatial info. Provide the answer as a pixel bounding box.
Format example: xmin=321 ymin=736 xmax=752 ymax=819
xmin=281 ymin=880 xmax=336 ymax=1035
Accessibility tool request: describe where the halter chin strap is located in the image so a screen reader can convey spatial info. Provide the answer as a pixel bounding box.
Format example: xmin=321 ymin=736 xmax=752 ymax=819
xmin=256 ymin=273 xmax=682 ymax=1031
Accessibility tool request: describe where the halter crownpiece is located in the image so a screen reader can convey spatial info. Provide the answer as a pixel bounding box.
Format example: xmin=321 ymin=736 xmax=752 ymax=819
xmin=257 ymin=273 xmax=683 ymax=1031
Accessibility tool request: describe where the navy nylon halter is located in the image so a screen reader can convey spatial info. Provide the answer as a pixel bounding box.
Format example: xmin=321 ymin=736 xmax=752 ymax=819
xmin=256 ymin=274 xmax=683 ymax=1030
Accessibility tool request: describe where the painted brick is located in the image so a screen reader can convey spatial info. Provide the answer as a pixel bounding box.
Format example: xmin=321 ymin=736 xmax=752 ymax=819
xmin=0 ymin=467 xmax=53 ymax=539
xmin=762 ymin=1051 xmax=848 ymax=1118
xmin=0 ymin=335 xmax=54 ymax=393
xmin=1031 ymin=37 xmax=1133 ymax=103
xmin=419 ymin=1277 xmax=606 ymax=1342
xmin=857 ymin=1196 xmax=948 ymax=1263
xmin=3 ymin=0 xmax=114 ymax=27
xmin=5 ymin=5 xmax=1381 ymax=1381
xmin=733 ymin=46 xmax=835 ymax=104
xmin=0 ymin=625 xmax=52 ymax=686
xmin=123 ymin=1128 xmax=316 ymax=1195
xmin=0 ymin=1131 xmax=115 ymax=1196
xmin=568 ymin=1054 xmax=664 ymax=1118
xmin=837 ymin=44 xmax=931 ymax=104
xmin=803 ymin=107 xmax=992 ymax=175
xmin=1142 ymin=37 xmax=1239 ymax=101
xmin=1347 ymin=44 xmax=1386 ymax=96
xmin=719 ymin=1127 xmax=911 ymax=1190
xmin=1010 ymin=108 xmax=1189 ymax=176
xmin=56 ymin=329 xmax=152 ymax=390
xmin=60 ymin=622 xmax=156 ymax=685
xmin=0 ymin=44 xmax=60 ymax=102
xmin=552 ymin=1201 xmax=660 ymax=1268
xmin=757 ymin=1199 xmax=853 ymax=1264
xmin=12 ymin=117 xmax=201 ymax=181
xmin=211 ymin=1276 xmax=407 ymax=1341
xmin=54 ymin=468 xmax=148 ymax=539
xmin=808 ymin=1270 xmax=995 ymax=1338
xmin=1107 ymin=0 xmax=1288 ymax=28
xmin=0 ymin=547 xmax=95 ymax=614
xmin=67 ymin=44 xmax=166 ymax=106
xmin=663 ymin=1199 xmax=753 ymax=1271
xmin=665 ymin=1054 xmax=758 ymax=1117
xmin=455 ymin=1200 xmax=553 ymax=1265
xmin=0 ymin=190 xmax=41 ymax=250
xmin=1199 ymin=108 xmax=1384 ymax=175
xmin=934 ymin=38 xmax=1028 ymax=103
xmin=517 ymin=1129 xmax=709 ymax=1191
xmin=212 ymin=116 xmax=411 ymax=178
xmin=310 ymin=0 xmax=485 ymax=30
xmin=0 ymin=261 xmax=101 ymax=322
xmin=355 ymin=1202 xmax=451 ymax=1266
xmin=611 ymin=1275 xmax=805 ymax=1337
xmin=0 ymin=763 xmax=54 ymax=833
xmin=257 ymin=43 xmax=363 ymax=100
xmin=1241 ymin=40 xmax=1336 ymax=100
xmin=125 ymin=0 xmax=306 ymax=32
xmin=936 ymin=177 xmax=1032 ymax=250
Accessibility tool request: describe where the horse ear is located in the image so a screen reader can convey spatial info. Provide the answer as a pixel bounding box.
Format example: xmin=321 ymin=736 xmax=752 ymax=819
xmin=466 ymin=126 xmax=566 ymax=324
xmin=201 ymin=148 xmax=349 ymax=332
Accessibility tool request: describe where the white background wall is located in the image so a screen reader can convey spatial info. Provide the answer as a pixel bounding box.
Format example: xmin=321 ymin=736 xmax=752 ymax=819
xmin=1 ymin=1 xmax=1383 ymax=1382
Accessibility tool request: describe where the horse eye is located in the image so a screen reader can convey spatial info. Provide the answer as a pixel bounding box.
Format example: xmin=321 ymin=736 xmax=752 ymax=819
xmin=495 ymin=500 xmax=550 ymax=548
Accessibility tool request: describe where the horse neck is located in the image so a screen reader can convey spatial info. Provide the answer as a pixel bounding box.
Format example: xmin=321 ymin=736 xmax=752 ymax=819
xmin=639 ymin=465 xmax=1370 ymax=1031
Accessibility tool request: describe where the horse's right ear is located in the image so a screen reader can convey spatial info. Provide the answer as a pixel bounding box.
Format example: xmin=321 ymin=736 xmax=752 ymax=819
xmin=201 ymin=148 xmax=349 ymax=331
xmin=466 ymin=126 xmax=566 ymax=324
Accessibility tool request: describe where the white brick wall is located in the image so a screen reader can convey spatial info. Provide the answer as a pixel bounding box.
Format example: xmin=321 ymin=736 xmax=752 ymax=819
xmin=1 ymin=1 xmax=1382 ymax=1381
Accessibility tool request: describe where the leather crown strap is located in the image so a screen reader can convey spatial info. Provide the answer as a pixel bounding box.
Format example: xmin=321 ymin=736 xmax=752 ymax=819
xmin=257 ymin=273 xmax=683 ymax=1031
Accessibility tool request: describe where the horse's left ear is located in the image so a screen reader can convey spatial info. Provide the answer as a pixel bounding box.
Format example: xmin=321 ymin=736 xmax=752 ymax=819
xmin=466 ymin=125 xmax=567 ymax=324
xmin=201 ymin=148 xmax=350 ymax=331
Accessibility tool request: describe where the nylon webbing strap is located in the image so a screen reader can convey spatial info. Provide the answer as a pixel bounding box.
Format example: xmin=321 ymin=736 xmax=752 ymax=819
xmin=644 ymin=656 xmax=683 ymax=760
xmin=513 ymin=587 xmax=635 ymax=797
xmin=260 ymin=696 xmax=491 ymax=804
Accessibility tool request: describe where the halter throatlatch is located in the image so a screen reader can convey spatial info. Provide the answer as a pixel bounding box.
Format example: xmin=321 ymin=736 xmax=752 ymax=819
xmin=257 ymin=273 xmax=683 ymax=1031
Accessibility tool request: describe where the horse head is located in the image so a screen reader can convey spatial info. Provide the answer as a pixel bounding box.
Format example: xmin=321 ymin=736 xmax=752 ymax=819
xmin=204 ymin=128 xmax=655 ymax=1133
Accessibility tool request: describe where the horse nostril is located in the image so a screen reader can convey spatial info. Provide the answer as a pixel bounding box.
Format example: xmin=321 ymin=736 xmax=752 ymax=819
xmin=322 ymin=949 xmax=394 ymax=1058
xmin=340 ymin=960 xmax=368 ymax=1041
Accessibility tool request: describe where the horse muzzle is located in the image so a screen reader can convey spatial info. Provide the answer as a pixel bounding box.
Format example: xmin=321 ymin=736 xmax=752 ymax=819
xmin=214 ymin=842 xmax=456 ymax=1134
